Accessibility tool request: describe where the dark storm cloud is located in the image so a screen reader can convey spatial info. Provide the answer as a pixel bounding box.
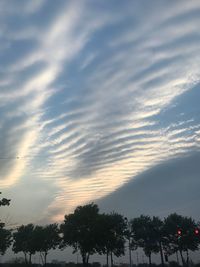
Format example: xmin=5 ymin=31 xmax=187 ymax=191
xmin=97 ymin=151 xmax=200 ymax=220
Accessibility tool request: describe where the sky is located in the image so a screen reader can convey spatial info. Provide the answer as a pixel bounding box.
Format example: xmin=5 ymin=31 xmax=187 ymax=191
xmin=0 ymin=0 xmax=200 ymax=231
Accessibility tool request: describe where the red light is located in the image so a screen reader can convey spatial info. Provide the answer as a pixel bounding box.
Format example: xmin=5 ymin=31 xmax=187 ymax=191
xmin=177 ymin=229 xmax=182 ymax=236
xmin=195 ymin=229 xmax=199 ymax=235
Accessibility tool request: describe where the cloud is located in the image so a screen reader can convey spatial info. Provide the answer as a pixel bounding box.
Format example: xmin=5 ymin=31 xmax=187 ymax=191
xmin=0 ymin=0 xmax=200 ymax=222
xmin=0 ymin=0 xmax=108 ymax=188
xmin=97 ymin=151 xmax=200 ymax=220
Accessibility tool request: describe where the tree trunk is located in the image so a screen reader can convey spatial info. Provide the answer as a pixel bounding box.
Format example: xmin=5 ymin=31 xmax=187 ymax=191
xmin=86 ymin=253 xmax=90 ymax=267
xmin=24 ymin=252 xmax=28 ymax=264
xmin=159 ymin=241 xmax=164 ymax=267
xmin=186 ymin=249 xmax=189 ymax=267
xmin=40 ymin=252 xmax=44 ymax=265
xmin=176 ymin=251 xmax=180 ymax=265
xmin=148 ymin=253 xmax=152 ymax=267
xmin=106 ymin=250 xmax=109 ymax=267
xmin=179 ymin=250 xmax=185 ymax=267
xmin=111 ymin=251 xmax=113 ymax=267
xmin=82 ymin=253 xmax=87 ymax=267
xmin=29 ymin=253 xmax=32 ymax=264
xmin=44 ymin=252 xmax=48 ymax=266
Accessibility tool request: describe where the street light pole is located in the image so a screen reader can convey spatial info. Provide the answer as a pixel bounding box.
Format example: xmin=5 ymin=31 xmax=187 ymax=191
xmin=125 ymin=217 xmax=132 ymax=267
xmin=129 ymin=237 xmax=132 ymax=267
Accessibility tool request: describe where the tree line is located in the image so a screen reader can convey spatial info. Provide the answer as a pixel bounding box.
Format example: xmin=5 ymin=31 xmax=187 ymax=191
xmin=1 ymin=194 xmax=200 ymax=267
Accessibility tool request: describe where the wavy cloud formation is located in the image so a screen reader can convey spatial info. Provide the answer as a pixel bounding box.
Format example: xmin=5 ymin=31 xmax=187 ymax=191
xmin=0 ymin=0 xmax=200 ymax=222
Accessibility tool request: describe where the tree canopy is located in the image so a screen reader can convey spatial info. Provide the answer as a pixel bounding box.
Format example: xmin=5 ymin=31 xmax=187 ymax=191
xmin=60 ymin=203 xmax=100 ymax=267
xmin=97 ymin=213 xmax=126 ymax=267
xmin=131 ymin=215 xmax=160 ymax=266
xmin=0 ymin=201 xmax=200 ymax=267
xmin=34 ymin=224 xmax=60 ymax=265
xmin=0 ymin=192 xmax=10 ymax=207
xmin=0 ymin=192 xmax=12 ymax=255
xmin=163 ymin=213 xmax=199 ymax=266
xmin=13 ymin=224 xmax=37 ymax=264
xmin=0 ymin=222 xmax=12 ymax=255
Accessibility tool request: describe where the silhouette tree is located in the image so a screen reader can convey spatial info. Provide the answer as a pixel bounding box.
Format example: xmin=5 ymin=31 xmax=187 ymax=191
xmin=0 ymin=192 xmax=10 ymax=207
xmin=13 ymin=224 xmax=37 ymax=264
xmin=131 ymin=215 xmax=159 ymax=266
xmin=0 ymin=192 xmax=12 ymax=255
xmin=0 ymin=222 xmax=12 ymax=255
xmin=96 ymin=213 xmax=126 ymax=267
xmin=60 ymin=203 xmax=100 ymax=267
xmin=163 ymin=213 xmax=199 ymax=267
xmin=34 ymin=224 xmax=60 ymax=265
xmin=151 ymin=216 xmax=165 ymax=267
xmin=124 ymin=217 xmax=138 ymax=267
